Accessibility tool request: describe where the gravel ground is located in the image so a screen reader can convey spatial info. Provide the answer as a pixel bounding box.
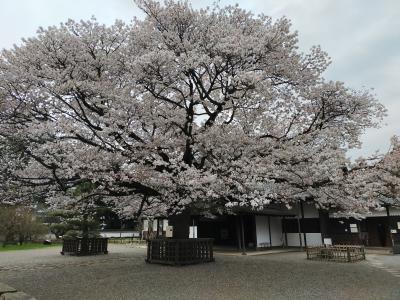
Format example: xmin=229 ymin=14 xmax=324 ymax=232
xmin=0 ymin=245 xmax=399 ymax=300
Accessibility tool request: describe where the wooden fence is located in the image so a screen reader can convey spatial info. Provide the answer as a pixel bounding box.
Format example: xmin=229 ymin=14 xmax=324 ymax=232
xmin=306 ymin=245 xmax=365 ymax=262
xmin=61 ymin=238 xmax=108 ymax=255
xmin=146 ymin=238 xmax=214 ymax=265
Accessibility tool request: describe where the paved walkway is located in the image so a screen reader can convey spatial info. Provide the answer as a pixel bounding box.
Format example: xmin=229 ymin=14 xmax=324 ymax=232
xmin=0 ymin=245 xmax=399 ymax=300
xmin=367 ymin=254 xmax=400 ymax=278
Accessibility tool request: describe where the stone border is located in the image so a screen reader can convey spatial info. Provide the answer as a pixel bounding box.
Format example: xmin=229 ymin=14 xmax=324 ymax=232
xmin=0 ymin=283 xmax=36 ymax=300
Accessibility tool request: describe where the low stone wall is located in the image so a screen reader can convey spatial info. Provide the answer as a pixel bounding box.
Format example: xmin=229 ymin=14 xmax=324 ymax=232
xmin=306 ymin=245 xmax=366 ymax=262
xmin=0 ymin=282 xmax=36 ymax=300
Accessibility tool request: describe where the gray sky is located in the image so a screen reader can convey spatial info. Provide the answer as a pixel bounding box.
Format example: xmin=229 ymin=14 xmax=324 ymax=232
xmin=1 ymin=0 xmax=398 ymax=159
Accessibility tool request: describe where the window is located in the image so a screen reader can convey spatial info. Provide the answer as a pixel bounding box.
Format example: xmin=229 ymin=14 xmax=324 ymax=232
xmin=189 ymin=226 xmax=197 ymax=238
xmin=350 ymin=223 xmax=358 ymax=233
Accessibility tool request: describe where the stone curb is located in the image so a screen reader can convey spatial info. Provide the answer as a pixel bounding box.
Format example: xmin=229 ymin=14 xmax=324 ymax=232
xmin=0 ymin=283 xmax=35 ymax=300
xmin=0 ymin=283 xmax=16 ymax=294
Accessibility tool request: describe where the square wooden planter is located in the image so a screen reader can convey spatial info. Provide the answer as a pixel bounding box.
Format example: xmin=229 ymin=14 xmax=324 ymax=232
xmin=146 ymin=238 xmax=214 ymax=265
xmin=61 ymin=238 xmax=109 ymax=256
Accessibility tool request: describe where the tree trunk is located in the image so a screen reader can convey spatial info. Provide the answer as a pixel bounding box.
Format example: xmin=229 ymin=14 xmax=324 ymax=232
xmin=319 ymin=209 xmax=330 ymax=242
xmin=82 ymin=215 xmax=89 ymax=239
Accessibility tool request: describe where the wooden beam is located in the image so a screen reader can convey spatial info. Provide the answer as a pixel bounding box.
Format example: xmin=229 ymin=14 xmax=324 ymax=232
xmin=268 ymin=215 xmax=272 ymax=247
xmin=386 ymin=205 xmax=394 ymax=247
xmin=300 ymin=202 xmax=307 ymax=248
xmin=240 ymin=215 xmax=247 ymax=255
xmin=318 ymin=209 xmax=330 ymax=243
xmin=156 ymin=218 xmax=160 ymax=238
xmin=253 ymin=215 xmax=257 ymax=249
xmin=296 ymin=206 xmax=303 ymax=251
xmin=236 ymin=216 xmax=242 ymax=250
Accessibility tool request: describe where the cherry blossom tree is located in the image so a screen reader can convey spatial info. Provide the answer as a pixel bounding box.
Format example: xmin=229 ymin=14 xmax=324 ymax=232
xmin=329 ymin=136 xmax=400 ymax=218
xmin=0 ymin=1 xmax=386 ymax=218
xmin=367 ymin=136 xmax=400 ymax=207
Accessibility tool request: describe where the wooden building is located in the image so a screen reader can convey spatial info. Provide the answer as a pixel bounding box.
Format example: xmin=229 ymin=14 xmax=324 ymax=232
xmin=143 ymin=203 xmax=400 ymax=250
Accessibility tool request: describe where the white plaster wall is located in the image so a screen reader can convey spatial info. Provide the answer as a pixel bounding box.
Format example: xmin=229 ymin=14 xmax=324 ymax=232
xmin=286 ymin=233 xmax=304 ymax=246
xmin=305 ymin=233 xmax=322 ymax=246
xmin=100 ymin=231 xmax=140 ymax=238
xmin=255 ymin=216 xmax=269 ymax=247
xmin=255 ymin=216 xmax=283 ymax=247
xmin=270 ymin=217 xmax=283 ymax=246
xmin=286 ymin=233 xmax=322 ymax=246
xmin=256 ymin=213 xmax=322 ymax=247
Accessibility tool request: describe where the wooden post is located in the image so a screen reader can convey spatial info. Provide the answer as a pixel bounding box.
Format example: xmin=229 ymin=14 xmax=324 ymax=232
xmin=386 ymin=205 xmax=394 ymax=247
xmin=175 ymin=240 xmax=180 ymax=265
xmin=156 ymin=218 xmax=161 ymax=238
xmin=300 ymin=201 xmax=307 ymax=248
xmin=252 ymin=215 xmax=257 ymax=249
xmin=297 ymin=202 xmax=303 ymax=251
xmin=240 ymin=215 xmax=247 ymax=255
xmin=319 ymin=209 xmax=330 ymax=244
xmin=386 ymin=204 xmax=390 ymax=217
xmin=146 ymin=240 xmax=151 ymax=263
xmin=282 ymin=216 xmax=288 ymax=248
xmin=209 ymin=239 xmax=214 ymax=261
xmin=236 ymin=216 xmax=242 ymax=250
xmin=268 ymin=215 xmax=272 ymax=248
xmin=346 ymin=247 xmax=351 ymax=262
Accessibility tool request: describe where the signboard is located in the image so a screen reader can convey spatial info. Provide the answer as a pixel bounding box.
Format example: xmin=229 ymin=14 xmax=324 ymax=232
xmin=143 ymin=220 xmax=148 ymax=231
xmin=152 ymin=220 xmax=158 ymax=231
xmin=391 ymin=229 xmax=397 ymax=234
xmin=189 ymin=226 xmax=198 ymax=238
xmin=350 ymin=223 xmax=358 ymax=233
xmin=163 ymin=219 xmax=169 ymax=231
xmin=397 ymin=222 xmax=400 ymax=230
xmin=165 ymin=226 xmax=173 ymax=238
xmin=323 ymin=238 xmax=332 ymax=245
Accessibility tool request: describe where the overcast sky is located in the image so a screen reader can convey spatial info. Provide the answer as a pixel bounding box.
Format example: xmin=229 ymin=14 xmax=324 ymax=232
xmin=1 ymin=0 xmax=398 ymax=159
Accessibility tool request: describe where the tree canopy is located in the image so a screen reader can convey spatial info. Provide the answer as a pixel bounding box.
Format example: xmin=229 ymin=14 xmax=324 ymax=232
xmin=0 ymin=0 xmax=386 ymax=218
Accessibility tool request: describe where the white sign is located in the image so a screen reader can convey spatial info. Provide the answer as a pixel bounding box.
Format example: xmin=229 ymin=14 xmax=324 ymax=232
xmin=163 ymin=219 xmax=169 ymax=231
xmin=397 ymin=222 xmax=400 ymax=230
xmin=391 ymin=229 xmax=397 ymax=234
xmin=189 ymin=226 xmax=198 ymax=238
xmin=152 ymin=220 xmax=158 ymax=231
xmin=165 ymin=226 xmax=173 ymax=238
xmin=323 ymin=238 xmax=332 ymax=245
xmin=143 ymin=220 xmax=148 ymax=231
xmin=350 ymin=224 xmax=358 ymax=233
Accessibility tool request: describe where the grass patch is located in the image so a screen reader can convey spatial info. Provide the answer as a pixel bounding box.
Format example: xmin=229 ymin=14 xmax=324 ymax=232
xmin=0 ymin=242 xmax=61 ymax=252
